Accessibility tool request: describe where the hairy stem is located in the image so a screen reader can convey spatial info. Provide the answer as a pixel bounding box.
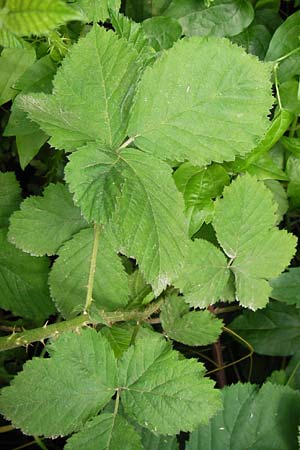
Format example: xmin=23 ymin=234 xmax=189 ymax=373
xmin=0 ymin=300 xmax=164 ymax=352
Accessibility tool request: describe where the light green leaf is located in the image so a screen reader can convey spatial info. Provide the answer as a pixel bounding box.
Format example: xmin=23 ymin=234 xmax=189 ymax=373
xmin=270 ymin=268 xmax=300 ymax=307
xmin=0 ymin=229 xmax=55 ymax=323
xmin=3 ymin=0 xmax=83 ymax=36
xmin=265 ymin=11 xmax=300 ymax=83
xmin=281 ymin=137 xmax=300 ymax=156
xmin=187 ymin=383 xmax=300 ymax=450
xmin=118 ymin=335 xmax=222 ymax=434
xmin=65 ymin=413 xmax=142 ymax=450
xmin=20 ymin=26 xmax=140 ymax=151
xmin=76 ymin=0 xmax=120 ymax=22
xmin=115 ymin=149 xmax=188 ymax=295
xmin=279 ymin=80 xmax=300 ymax=116
xmin=174 ymin=239 xmax=230 ymax=308
xmin=245 ymin=153 xmax=288 ymax=181
xmin=0 ymin=172 xmax=21 ymax=228
xmin=264 ymin=179 xmax=288 ymax=224
xmin=230 ymin=301 xmax=300 ymax=356
xmin=140 ymin=429 xmax=179 ymax=450
xmin=160 ymin=294 xmax=223 ymax=346
xmin=174 ymin=162 xmax=230 ymax=236
xmin=0 ymin=29 xmax=24 ymax=48
xmin=214 ymin=174 xmax=296 ymax=309
xmin=14 ymin=54 xmax=56 ymax=93
xmin=110 ymin=11 xmax=155 ymax=65
xmin=0 ymin=47 xmax=35 ymax=106
xmin=128 ymin=37 xmax=273 ymax=166
xmin=0 ymin=329 xmax=117 ymax=437
xmin=8 ymin=183 xmax=87 ymax=256
xmin=231 ymin=23 xmax=271 ymax=59
xmin=164 ymin=0 xmax=254 ymax=37
xmin=49 ymin=227 xmax=129 ymax=318
xmin=286 ymin=155 xmax=300 ymax=208
xmin=65 ymin=145 xmax=126 ymax=224
xmin=141 ymin=16 xmax=182 ymax=51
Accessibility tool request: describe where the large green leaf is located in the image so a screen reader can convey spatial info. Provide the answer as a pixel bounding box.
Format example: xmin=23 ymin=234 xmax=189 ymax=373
xmin=0 ymin=47 xmax=35 ymax=106
xmin=0 ymin=229 xmax=54 ymax=323
xmin=187 ymin=383 xmax=300 ymax=450
xmin=8 ymin=183 xmax=87 ymax=256
xmin=173 ymin=162 xmax=230 ymax=236
xmin=75 ymin=0 xmax=120 ymax=23
xmin=164 ymin=0 xmax=254 ymax=37
xmin=128 ymin=37 xmax=273 ymax=166
xmin=160 ymin=294 xmax=223 ymax=346
xmin=20 ymin=26 xmax=140 ymax=151
xmin=141 ymin=16 xmax=182 ymax=51
xmin=65 ymin=145 xmax=126 ymax=225
xmin=270 ymin=268 xmax=300 ymax=307
xmin=214 ymin=174 xmax=296 ymax=309
xmin=49 ymin=227 xmax=129 ymax=318
xmin=2 ymin=0 xmax=83 ymax=36
xmin=115 ymin=149 xmax=188 ymax=295
xmin=65 ymin=413 xmax=142 ymax=450
xmin=118 ymin=335 xmax=221 ymax=434
xmin=265 ymin=11 xmax=300 ymax=83
xmin=230 ymin=301 xmax=300 ymax=356
xmin=231 ymin=23 xmax=271 ymax=60
xmin=0 ymin=172 xmax=21 ymax=228
xmin=174 ymin=239 xmax=230 ymax=308
xmin=0 ymin=329 xmax=118 ymax=437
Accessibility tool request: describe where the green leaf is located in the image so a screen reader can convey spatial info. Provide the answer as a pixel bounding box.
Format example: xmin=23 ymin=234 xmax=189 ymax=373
xmin=65 ymin=145 xmax=126 ymax=224
xmin=160 ymin=294 xmax=223 ymax=346
xmin=110 ymin=12 xmax=155 ymax=65
xmin=281 ymin=137 xmax=300 ymax=156
xmin=8 ymin=183 xmax=87 ymax=256
xmin=230 ymin=301 xmax=300 ymax=356
xmin=279 ymin=80 xmax=300 ymax=116
xmin=20 ymin=26 xmax=140 ymax=151
xmin=245 ymin=153 xmax=288 ymax=181
xmin=0 ymin=47 xmax=35 ymax=106
xmin=187 ymin=382 xmax=300 ymax=450
xmin=3 ymin=0 xmax=83 ymax=36
xmin=286 ymin=155 xmax=300 ymax=209
xmin=128 ymin=37 xmax=273 ymax=166
xmin=76 ymin=0 xmax=120 ymax=23
xmin=264 ymin=179 xmax=288 ymax=224
xmin=49 ymin=227 xmax=129 ymax=318
xmin=0 ymin=172 xmax=21 ymax=228
xmin=214 ymin=174 xmax=296 ymax=309
xmin=114 ymin=149 xmax=188 ymax=295
xmin=174 ymin=239 xmax=230 ymax=308
xmin=125 ymin=0 xmax=172 ymax=21
xmin=270 ymin=268 xmax=300 ymax=307
xmin=140 ymin=429 xmax=179 ymax=450
xmin=65 ymin=413 xmax=142 ymax=450
xmin=173 ymin=162 xmax=230 ymax=236
xmin=141 ymin=16 xmax=182 ymax=51
xmin=265 ymin=11 xmax=300 ymax=83
xmin=0 ymin=29 xmax=24 ymax=48
xmin=118 ymin=335 xmax=222 ymax=434
xmin=14 ymin=54 xmax=56 ymax=93
xmin=0 ymin=329 xmax=118 ymax=437
xmin=0 ymin=229 xmax=55 ymax=323
xmin=127 ymin=269 xmax=153 ymax=308
xmin=231 ymin=24 xmax=271 ymax=60
xmin=164 ymin=0 xmax=254 ymax=37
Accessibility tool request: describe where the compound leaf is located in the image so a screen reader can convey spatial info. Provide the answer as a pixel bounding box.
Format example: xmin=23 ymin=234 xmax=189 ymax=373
xmin=65 ymin=413 xmax=142 ymax=450
xmin=160 ymin=294 xmax=223 ymax=346
xmin=0 ymin=172 xmax=21 ymax=228
xmin=229 ymin=300 xmax=300 ymax=356
xmin=214 ymin=174 xmax=296 ymax=309
xmin=115 ymin=149 xmax=188 ymax=295
xmin=21 ymin=26 xmax=140 ymax=151
xmin=174 ymin=239 xmax=230 ymax=308
xmin=0 ymin=229 xmax=54 ymax=323
xmin=49 ymin=227 xmax=129 ymax=318
xmin=128 ymin=37 xmax=273 ymax=166
xmin=118 ymin=335 xmax=222 ymax=434
xmin=0 ymin=329 xmax=118 ymax=437
xmin=8 ymin=183 xmax=87 ymax=256
xmin=187 ymin=383 xmax=300 ymax=450
xmin=2 ymin=0 xmax=83 ymax=36
xmin=65 ymin=145 xmax=126 ymax=225
xmin=164 ymin=0 xmax=254 ymax=38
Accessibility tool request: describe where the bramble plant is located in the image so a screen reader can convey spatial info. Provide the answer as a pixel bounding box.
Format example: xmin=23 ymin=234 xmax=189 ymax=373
xmin=0 ymin=0 xmax=300 ymax=449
